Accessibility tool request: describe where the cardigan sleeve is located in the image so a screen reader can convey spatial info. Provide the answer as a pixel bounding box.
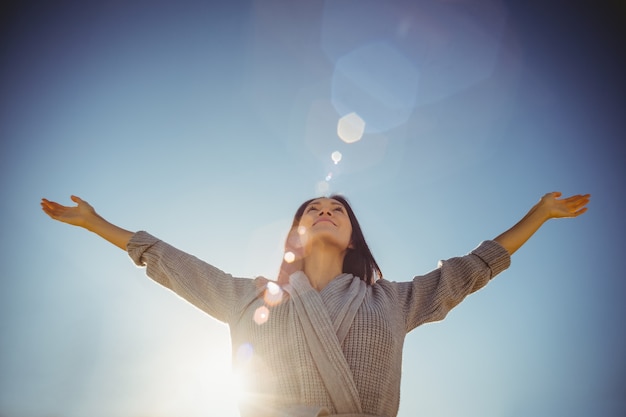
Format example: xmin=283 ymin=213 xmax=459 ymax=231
xmin=127 ymin=231 xmax=254 ymax=324
xmin=397 ymin=240 xmax=511 ymax=332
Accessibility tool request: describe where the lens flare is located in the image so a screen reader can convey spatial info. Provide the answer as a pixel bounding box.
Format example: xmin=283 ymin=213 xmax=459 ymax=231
xmin=337 ymin=112 xmax=365 ymax=143
xmin=264 ymin=281 xmax=284 ymax=306
xmin=283 ymin=251 xmax=295 ymax=263
xmin=236 ymin=343 xmax=254 ymax=364
xmin=253 ymin=306 xmax=269 ymax=325
xmin=267 ymin=281 xmax=280 ymax=295
xmin=331 ymin=150 xmax=342 ymax=164
xmin=316 ymin=180 xmax=330 ymax=196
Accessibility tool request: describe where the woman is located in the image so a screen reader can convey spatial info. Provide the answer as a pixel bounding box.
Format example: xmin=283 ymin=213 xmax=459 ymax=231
xmin=41 ymin=192 xmax=589 ymax=417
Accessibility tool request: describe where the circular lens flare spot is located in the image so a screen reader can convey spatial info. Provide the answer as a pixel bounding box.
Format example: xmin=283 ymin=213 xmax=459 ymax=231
xmin=253 ymin=306 xmax=269 ymax=325
xmin=297 ymin=226 xmax=307 ymax=235
xmin=264 ymin=281 xmax=284 ymax=305
xmin=316 ymin=180 xmax=330 ymax=195
xmin=283 ymin=251 xmax=295 ymax=263
xmin=236 ymin=343 xmax=254 ymax=364
xmin=267 ymin=281 xmax=280 ymax=295
xmin=331 ymin=151 xmax=342 ymax=164
xmin=337 ymin=112 xmax=365 ymax=143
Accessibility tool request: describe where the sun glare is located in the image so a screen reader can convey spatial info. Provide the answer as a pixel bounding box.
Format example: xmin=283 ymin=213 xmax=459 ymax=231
xmin=205 ymin=365 xmax=251 ymax=414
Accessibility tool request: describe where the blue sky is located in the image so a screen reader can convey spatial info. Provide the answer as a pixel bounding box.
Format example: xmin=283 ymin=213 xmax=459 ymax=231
xmin=1 ymin=1 xmax=624 ymax=416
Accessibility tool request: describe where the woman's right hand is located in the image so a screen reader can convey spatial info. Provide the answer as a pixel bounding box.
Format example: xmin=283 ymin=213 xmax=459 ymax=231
xmin=41 ymin=195 xmax=134 ymax=250
xmin=41 ymin=195 xmax=99 ymax=228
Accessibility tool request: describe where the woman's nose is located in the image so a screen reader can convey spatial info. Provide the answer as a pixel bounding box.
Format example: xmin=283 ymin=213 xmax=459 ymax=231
xmin=318 ymin=209 xmax=331 ymax=216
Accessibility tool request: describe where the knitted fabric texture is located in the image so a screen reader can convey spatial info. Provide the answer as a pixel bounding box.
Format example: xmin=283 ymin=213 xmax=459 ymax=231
xmin=127 ymin=231 xmax=510 ymax=417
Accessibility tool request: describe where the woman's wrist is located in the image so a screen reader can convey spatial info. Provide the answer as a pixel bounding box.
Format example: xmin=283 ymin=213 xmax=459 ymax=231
xmin=532 ymin=199 xmax=554 ymax=223
xmin=84 ymin=212 xmax=108 ymax=233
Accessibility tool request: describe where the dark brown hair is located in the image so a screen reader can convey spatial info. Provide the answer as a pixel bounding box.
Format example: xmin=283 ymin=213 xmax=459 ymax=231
xmin=277 ymin=195 xmax=382 ymax=286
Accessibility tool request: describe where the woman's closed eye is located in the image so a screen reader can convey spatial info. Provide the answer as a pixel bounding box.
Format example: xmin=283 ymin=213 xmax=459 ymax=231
xmin=305 ymin=202 xmax=345 ymax=213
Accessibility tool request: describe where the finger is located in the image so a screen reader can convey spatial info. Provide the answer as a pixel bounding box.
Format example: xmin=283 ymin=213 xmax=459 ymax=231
xmin=71 ymin=195 xmax=92 ymax=209
xmin=47 ymin=201 xmax=72 ymax=216
xmin=563 ymin=194 xmax=589 ymax=202
xmin=41 ymin=202 xmax=59 ymax=217
xmin=46 ymin=200 xmax=64 ymax=210
xmin=573 ymin=195 xmax=590 ymax=206
xmin=41 ymin=198 xmax=58 ymax=208
xmin=42 ymin=205 xmax=59 ymax=217
xmin=561 ymin=197 xmax=581 ymax=208
xmin=570 ymin=197 xmax=591 ymax=211
xmin=41 ymin=199 xmax=56 ymax=211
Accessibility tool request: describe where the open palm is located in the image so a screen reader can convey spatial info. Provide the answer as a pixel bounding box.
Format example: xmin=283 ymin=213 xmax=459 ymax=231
xmin=41 ymin=195 xmax=97 ymax=227
xmin=540 ymin=192 xmax=590 ymax=219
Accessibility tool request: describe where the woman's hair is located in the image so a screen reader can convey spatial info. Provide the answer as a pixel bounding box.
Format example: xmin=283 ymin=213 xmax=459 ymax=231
xmin=277 ymin=195 xmax=382 ymax=286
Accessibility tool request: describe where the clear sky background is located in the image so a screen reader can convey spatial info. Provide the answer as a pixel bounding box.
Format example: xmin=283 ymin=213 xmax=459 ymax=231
xmin=1 ymin=1 xmax=624 ymax=416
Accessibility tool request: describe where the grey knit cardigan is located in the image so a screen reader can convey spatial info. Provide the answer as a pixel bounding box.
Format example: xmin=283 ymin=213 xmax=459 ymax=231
xmin=127 ymin=231 xmax=511 ymax=417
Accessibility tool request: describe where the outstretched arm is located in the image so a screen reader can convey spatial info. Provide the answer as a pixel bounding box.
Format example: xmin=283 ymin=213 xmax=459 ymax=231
xmin=494 ymin=192 xmax=590 ymax=256
xmin=41 ymin=195 xmax=134 ymax=250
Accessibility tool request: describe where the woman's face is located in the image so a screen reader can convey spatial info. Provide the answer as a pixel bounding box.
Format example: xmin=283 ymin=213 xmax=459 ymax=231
xmin=297 ymin=197 xmax=353 ymax=252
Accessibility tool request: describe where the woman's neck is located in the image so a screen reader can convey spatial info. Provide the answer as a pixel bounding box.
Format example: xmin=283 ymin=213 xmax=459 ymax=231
xmin=302 ymin=246 xmax=345 ymax=291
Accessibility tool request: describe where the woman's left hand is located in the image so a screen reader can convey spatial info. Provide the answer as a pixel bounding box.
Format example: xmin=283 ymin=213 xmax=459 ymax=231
xmin=538 ymin=192 xmax=591 ymax=220
xmin=494 ymin=191 xmax=590 ymax=255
